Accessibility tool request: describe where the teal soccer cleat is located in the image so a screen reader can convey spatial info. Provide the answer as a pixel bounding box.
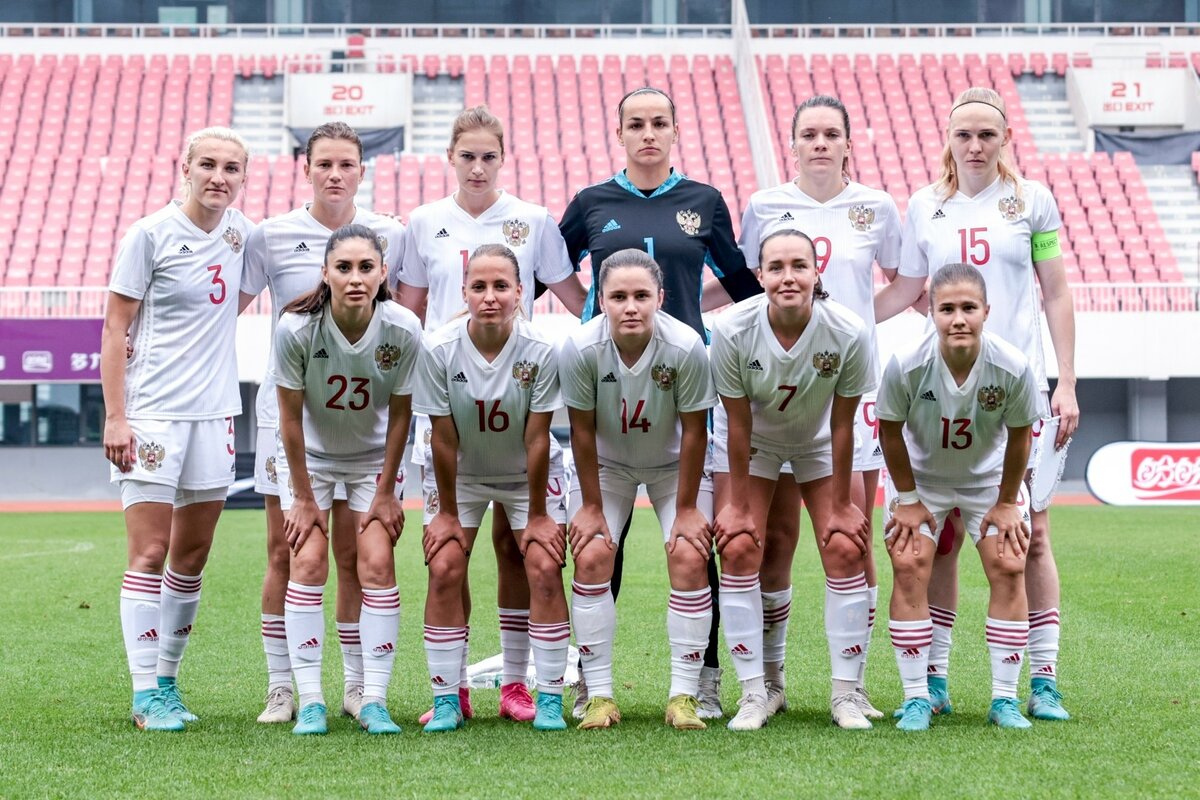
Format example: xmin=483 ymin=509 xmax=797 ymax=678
xmin=157 ymin=677 xmax=198 ymax=723
xmin=1028 ymin=678 xmax=1071 ymax=721
xmin=895 ymin=698 xmax=934 ymax=731
xmin=988 ymin=697 xmax=1032 ymax=729
xmin=292 ymin=702 xmax=328 ymax=735
xmin=423 ymin=694 xmax=465 ymax=733
xmin=131 ymin=688 xmax=185 ymax=732
xmin=357 ymin=701 xmax=402 ymax=734
xmin=532 ymin=693 xmax=567 ymax=731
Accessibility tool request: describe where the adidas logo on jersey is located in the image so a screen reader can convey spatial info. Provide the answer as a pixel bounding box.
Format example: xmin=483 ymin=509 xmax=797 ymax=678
xmin=435 ymin=228 xmax=450 ymax=239
xmin=451 ymin=371 xmax=468 ymax=383
xmin=293 ymin=241 xmax=309 ymax=253
xmin=178 ymin=245 xmax=193 ymax=255
xmin=601 ymin=219 xmax=621 ymax=233
xmin=747 ymin=359 xmax=763 ymax=371
xmin=931 ymin=209 xmax=946 ymax=220
xmin=778 ymin=211 xmax=794 ymax=222
xmin=920 ymin=390 xmax=937 ymax=401
xmin=601 ymin=372 xmax=617 ymax=383
xmin=313 ymin=348 xmax=329 ymax=359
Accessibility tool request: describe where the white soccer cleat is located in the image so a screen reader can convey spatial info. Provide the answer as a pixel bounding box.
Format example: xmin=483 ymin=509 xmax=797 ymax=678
xmin=831 ymin=692 xmax=873 ymax=730
xmin=571 ymin=676 xmax=589 ymax=721
xmin=257 ymin=686 xmax=296 ymax=724
xmin=342 ymin=684 xmax=364 ymax=719
xmin=726 ymin=692 xmax=769 ymax=731
xmin=764 ymin=677 xmax=788 ymax=716
xmin=697 ymin=666 xmax=725 ymax=720
xmin=853 ymin=688 xmax=884 ymax=720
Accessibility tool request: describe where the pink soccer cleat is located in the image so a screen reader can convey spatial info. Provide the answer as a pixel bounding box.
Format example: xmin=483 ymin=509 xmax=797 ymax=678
xmin=499 ymin=682 xmax=537 ymax=722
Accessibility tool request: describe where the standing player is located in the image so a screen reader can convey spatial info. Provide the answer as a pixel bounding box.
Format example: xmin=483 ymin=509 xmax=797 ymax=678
xmin=272 ymin=225 xmax=422 ymax=735
xmin=710 ymin=230 xmax=876 ymax=731
xmin=878 ymin=263 xmax=1039 ymax=731
xmin=397 ymin=106 xmax=585 ymax=724
xmin=726 ymin=95 xmax=915 ymax=718
xmin=561 ymin=249 xmax=718 ymax=730
xmin=559 ymin=85 xmax=762 ymax=718
xmin=415 ymin=244 xmax=568 ymax=733
xmin=899 ymin=87 xmax=1078 ymax=720
xmin=240 ymin=122 xmax=406 ymax=725
xmin=101 ymin=126 xmax=253 ymax=731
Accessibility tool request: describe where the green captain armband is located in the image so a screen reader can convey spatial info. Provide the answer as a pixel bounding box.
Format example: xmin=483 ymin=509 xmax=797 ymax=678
xmin=1031 ymin=230 xmax=1061 ymax=262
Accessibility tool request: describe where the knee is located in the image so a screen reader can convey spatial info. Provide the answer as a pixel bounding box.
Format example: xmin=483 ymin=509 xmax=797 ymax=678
xmin=525 ymin=549 xmax=565 ymax=598
xmin=427 ymin=553 xmax=466 ymax=595
xmin=822 ymin=535 xmax=866 ymax=574
xmin=290 ymin=550 xmax=327 ymax=585
xmin=573 ymin=548 xmax=613 ymax=584
xmin=493 ymin=531 xmax=523 ymax=566
xmin=358 ymin=555 xmax=394 ymax=589
xmin=889 ymin=550 xmax=929 ymax=589
xmin=668 ymin=545 xmax=708 ymax=580
xmin=718 ymin=535 xmax=760 ymax=573
xmin=266 ymin=539 xmax=291 ymax=576
xmin=130 ymin=542 xmax=168 ymax=574
xmin=1026 ymin=522 xmax=1051 ymax=561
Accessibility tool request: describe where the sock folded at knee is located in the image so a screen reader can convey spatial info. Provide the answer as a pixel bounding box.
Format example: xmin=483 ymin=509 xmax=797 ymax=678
xmin=157 ymin=568 xmax=202 ymax=680
xmin=928 ymin=605 xmax=957 ymax=679
xmin=360 ymin=587 xmax=401 ymax=705
xmin=261 ymin=614 xmax=291 ymax=692
xmin=285 ymin=582 xmax=325 ymax=704
xmin=719 ymin=573 xmax=764 ymax=693
xmin=825 ymin=573 xmax=870 ymax=684
xmin=889 ymin=618 xmax=933 ymax=701
xmin=121 ymin=571 xmax=162 ymax=693
xmin=571 ymin=581 xmax=615 ymax=698
xmin=986 ymin=617 xmax=1029 ymax=699
xmin=499 ymin=608 xmax=531 ymax=686
xmin=424 ymin=625 xmax=467 ymax=695
xmin=761 ymin=586 xmax=792 ymax=667
xmin=1028 ymin=608 xmax=1061 ymax=682
xmin=338 ymin=622 xmax=363 ymax=688
xmin=667 ymin=588 xmax=712 ymax=698
xmin=529 ymin=621 xmax=571 ymax=696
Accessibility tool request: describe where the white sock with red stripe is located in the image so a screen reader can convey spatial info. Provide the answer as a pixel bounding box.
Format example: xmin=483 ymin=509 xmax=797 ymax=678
xmin=571 ymin=581 xmax=614 ymax=699
xmin=460 ymin=625 xmax=470 ymax=687
xmin=986 ymin=617 xmax=1029 ymax=699
xmin=858 ymin=584 xmax=878 ymax=690
xmin=157 ymin=567 xmax=202 ymax=679
xmin=667 ymin=588 xmax=711 ymax=698
xmin=260 ymin=614 xmax=291 ymax=692
xmin=761 ymin=586 xmax=792 ymax=667
xmin=529 ymin=620 xmax=571 ymax=696
xmin=825 ymin=573 xmax=870 ymax=691
xmin=424 ymin=625 xmax=466 ymax=696
xmin=360 ymin=587 xmax=400 ymax=705
xmin=889 ymin=618 xmax=933 ymax=700
xmin=1027 ymin=608 xmax=1061 ymax=683
xmin=337 ymin=622 xmax=363 ymax=689
xmin=719 ymin=572 xmax=765 ymax=695
xmin=928 ymin=605 xmax=957 ymax=679
xmin=120 ymin=571 xmax=162 ymax=693
xmin=285 ymin=582 xmax=325 ymax=706
xmin=499 ymin=608 xmax=531 ymax=685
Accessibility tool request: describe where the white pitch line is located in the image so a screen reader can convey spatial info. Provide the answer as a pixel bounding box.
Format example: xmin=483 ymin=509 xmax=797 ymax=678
xmin=0 ymin=541 xmax=96 ymax=560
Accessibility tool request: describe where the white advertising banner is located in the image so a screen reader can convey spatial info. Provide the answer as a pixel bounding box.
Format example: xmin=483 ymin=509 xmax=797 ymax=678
xmin=1086 ymin=441 xmax=1200 ymax=505
xmin=1073 ymin=68 xmax=1188 ymax=127
xmin=285 ymin=72 xmax=412 ymax=129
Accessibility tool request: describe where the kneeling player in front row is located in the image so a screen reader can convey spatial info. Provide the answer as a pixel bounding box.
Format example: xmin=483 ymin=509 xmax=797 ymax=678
xmin=273 ymin=224 xmax=423 ymax=735
xmin=878 ymin=263 xmax=1038 ymax=731
xmin=560 ymin=249 xmax=718 ymax=730
xmin=415 ymin=244 xmax=570 ymax=733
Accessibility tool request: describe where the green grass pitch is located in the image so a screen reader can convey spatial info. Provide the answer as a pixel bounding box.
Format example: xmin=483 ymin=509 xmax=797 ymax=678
xmin=0 ymin=507 xmax=1196 ymax=799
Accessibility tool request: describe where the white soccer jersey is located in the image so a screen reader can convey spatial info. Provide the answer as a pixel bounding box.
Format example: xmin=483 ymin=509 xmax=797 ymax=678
xmin=876 ymin=329 xmax=1040 ymax=488
xmin=739 ymin=180 xmax=901 ymax=335
xmin=242 ymin=205 xmax=406 ymax=426
xmin=710 ymin=295 xmax=877 ymax=454
xmin=559 ymin=311 xmax=716 ymax=470
xmin=414 ymin=316 xmax=561 ymax=482
xmin=899 ymin=177 xmax=1062 ymax=389
xmin=110 ymin=201 xmax=253 ymax=421
xmin=272 ymin=302 xmax=422 ymax=472
xmin=397 ymin=191 xmax=574 ymax=330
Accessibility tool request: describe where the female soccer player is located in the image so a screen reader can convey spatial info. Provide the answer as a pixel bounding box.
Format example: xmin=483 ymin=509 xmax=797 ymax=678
xmin=102 ymin=126 xmax=254 ymax=731
xmin=241 ymin=122 xmax=406 ymax=725
xmin=726 ymin=95 xmax=915 ymax=719
xmin=415 ymin=244 xmax=568 ymax=733
xmin=878 ymin=263 xmax=1039 ymax=731
xmin=398 ymin=105 xmax=585 ymax=724
xmin=710 ymin=229 xmax=876 ymax=731
xmin=272 ymin=224 xmax=422 ymax=735
xmin=898 ymin=87 xmax=1078 ymax=720
xmin=559 ymin=85 xmax=762 ymax=718
xmin=561 ymin=249 xmax=717 ymax=731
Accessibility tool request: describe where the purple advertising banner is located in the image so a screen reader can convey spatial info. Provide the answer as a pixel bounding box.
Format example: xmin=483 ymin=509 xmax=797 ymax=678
xmin=0 ymin=319 xmax=104 ymax=383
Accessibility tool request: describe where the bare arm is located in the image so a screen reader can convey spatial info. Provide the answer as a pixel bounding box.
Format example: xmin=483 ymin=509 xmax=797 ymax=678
xmin=873 ymin=274 xmax=928 ymax=322
xmin=546 ymin=274 xmax=588 ymax=318
xmin=277 ymin=385 xmax=326 ymax=550
xmin=1035 ymin=254 xmax=1078 ymax=447
xmin=362 ymin=393 xmax=413 ymax=542
xmin=100 ymin=292 xmax=141 ymax=472
xmin=823 ymin=393 xmax=870 ymax=553
xmin=238 ymin=290 xmax=258 ymax=315
xmin=396 ymin=283 xmax=429 ymax=326
xmin=700 ymin=277 xmax=734 ymax=311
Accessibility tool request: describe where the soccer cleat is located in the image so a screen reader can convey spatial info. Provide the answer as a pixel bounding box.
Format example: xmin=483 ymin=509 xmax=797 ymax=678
xmin=292 ymin=702 xmax=328 ymax=735
xmin=578 ymin=696 xmax=621 ymax=730
xmin=831 ymin=692 xmax=873 ymax=730
xmin=895 ymin=698 xmax=934 ymax=731
xmin=1028 ymin=678 xmax=1071 ymax=721
xmin=131 ymin=689 xmax=185 ymax=732
xmin=342 ymin=684 xmax=364 ymax=719
xmin=499 ymin=682 xmax=537 ymax=722
xmin=357 ymin=702 xmax=402 ymax=734
xmin=571 ymin=675 xmax=589 ymax=720
xmin=532 ymin=693 xmax=568 ymax=731
xmin=423 ymin=694 xmax=465 ymax=733
xmin=157 ymin=677 xmax=198 ymax=723
xmin=764 ymin=677 xmax=788 ymax=716
xmin=726 ymin=692 xmax=769 ymax=731
xmin=664 ymin=695 xmax=706 ymax=730
xmin=989 ymin=697 xmax=1032 ymax=729
xmin=257 ymin=686 xmax=296 ymax=724
xmin=928 ymin=675 xmax=953 ymax=715
xmin=853 ymin=688 xmax=885 ymax=720
xmin=420 ymin=687 xmax=474 ymax=724
xmin=696 ymin=666 xmax=724 ymax=720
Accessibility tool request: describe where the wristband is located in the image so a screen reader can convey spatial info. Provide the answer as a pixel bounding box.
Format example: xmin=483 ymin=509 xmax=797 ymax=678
xmin=896 ymin=490 xmax=921 ymax=506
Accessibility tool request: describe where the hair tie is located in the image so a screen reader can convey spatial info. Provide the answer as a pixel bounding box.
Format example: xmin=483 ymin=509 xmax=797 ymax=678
xmin=950 ymin=99 xmax=1007 ymax=122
